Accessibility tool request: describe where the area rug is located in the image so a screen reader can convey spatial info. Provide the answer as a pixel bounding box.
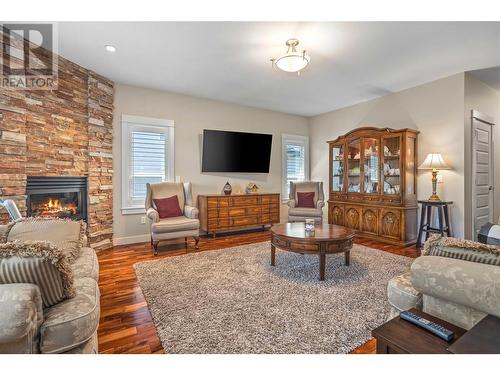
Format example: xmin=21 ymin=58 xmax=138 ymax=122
xmin=134 ymin=241 xmax=412 ymax=354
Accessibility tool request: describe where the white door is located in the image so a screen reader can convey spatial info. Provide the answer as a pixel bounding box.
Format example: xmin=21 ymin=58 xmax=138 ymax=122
xmin=472 ymin=111 xmax=495 ymax=240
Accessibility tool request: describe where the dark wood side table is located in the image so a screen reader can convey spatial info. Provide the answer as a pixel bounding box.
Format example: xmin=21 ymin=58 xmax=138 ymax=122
xmin=372 ymin=308 xmax=466 ymax=354
xmin=448 ymin=315 xmax=500 ymax=354
xmin=416 ymin=200 xmax=453 ymax=248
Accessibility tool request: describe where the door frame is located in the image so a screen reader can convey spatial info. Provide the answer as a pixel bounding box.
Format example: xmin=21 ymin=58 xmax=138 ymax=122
xmin=470 ymin=109 xmax=495 ymax=240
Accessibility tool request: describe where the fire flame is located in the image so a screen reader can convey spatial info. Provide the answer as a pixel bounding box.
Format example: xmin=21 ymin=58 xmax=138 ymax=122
xmin=38 ymin=197 xmax=77 ymax=216
xmin=48 ymin=197 xmax=59 ymax=209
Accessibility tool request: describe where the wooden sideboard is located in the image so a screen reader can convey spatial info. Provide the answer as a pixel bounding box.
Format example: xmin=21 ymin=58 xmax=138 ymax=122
xmin=198 ymin=193 xmax=280 ymax=237
xmin=327 ymin=127 xmax=419 ymax=246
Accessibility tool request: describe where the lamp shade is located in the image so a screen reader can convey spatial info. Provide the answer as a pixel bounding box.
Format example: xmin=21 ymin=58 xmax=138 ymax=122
xmin=418 ymin=153 xmax=451 ymax=170
xmin=271 ymin=39 xmax=310 ymax=73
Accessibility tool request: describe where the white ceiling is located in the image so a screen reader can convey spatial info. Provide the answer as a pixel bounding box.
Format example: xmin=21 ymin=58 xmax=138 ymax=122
xmin=58 ymin=22 xmax=500 ymax=117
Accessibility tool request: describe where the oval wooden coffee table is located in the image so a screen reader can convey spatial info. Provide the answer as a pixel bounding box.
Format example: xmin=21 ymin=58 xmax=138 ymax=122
xmin=270 ymin=222 xmax=355 ymax=281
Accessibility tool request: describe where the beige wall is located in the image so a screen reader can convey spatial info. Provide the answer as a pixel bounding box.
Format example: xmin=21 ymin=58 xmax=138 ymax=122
xmin=309 ymin=74 xmax=466 ymax=238
xmin=113 ymin=84 xmax=309 ymax=243
xmin=113 ymin=73 xmax=495 ymax=244
xmin=464 ymin=73 xmax=500 ymax=237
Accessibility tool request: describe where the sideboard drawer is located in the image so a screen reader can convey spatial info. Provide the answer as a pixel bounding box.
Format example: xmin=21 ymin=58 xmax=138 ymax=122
xmin=246 ymin=206 xmax=262 ymax=215
xmin=230 ymin=196 xmax=259 ymax=207
xmin=228 ymin=207 xmax=246 ymax=217
xmin=207 ymin=198 xmax=218 ymax=208
xmin=262 ymin=195 xmax=280 ymax=205
xmin=231 ymin=215 xmax=260 ymax=227
xmin=207 ymin=197 xmax=229 ymax=207
xmin=207 ymin=208 xmax=219 ymax=219
xmin=208 ymin=218 xmax=230 ymax=229
xmin=264 ymin=214 xmax=280 ymax=223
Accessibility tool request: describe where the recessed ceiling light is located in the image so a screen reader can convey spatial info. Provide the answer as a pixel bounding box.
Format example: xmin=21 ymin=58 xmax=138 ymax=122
xmin=104 ymin=45 xmax=116 ymax=53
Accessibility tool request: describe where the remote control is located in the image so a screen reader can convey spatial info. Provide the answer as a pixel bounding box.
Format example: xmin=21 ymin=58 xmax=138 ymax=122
xmin=400 ymin=310 xmax=454 ymax=342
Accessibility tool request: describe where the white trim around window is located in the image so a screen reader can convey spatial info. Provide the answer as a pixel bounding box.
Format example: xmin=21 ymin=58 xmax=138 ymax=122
xmin=121 ymin=114 xmax=175 ymax=214
xmin=282 ymin=134 xmax=310 ymax=202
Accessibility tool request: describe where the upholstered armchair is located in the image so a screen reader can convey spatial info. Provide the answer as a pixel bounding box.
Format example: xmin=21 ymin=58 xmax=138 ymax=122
xmin=145 ymin=182 xmax=200 ymax=255
xmin=287 ymin=181 xmax=325 ymax=223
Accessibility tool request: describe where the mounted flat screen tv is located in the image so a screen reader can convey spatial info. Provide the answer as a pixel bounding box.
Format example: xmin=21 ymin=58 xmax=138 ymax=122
xmin=202 ymin=129 xmax=273 ymax=173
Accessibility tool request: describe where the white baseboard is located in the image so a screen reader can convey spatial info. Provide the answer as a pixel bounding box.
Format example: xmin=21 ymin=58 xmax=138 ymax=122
xmin=113 ymin=233 xmax=150 ymax=246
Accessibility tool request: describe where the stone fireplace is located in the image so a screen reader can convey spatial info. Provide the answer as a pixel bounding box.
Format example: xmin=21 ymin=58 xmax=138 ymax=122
xmin=26 ymin=176 xmax=88 ymax=221
xmin=0 ymin=30 xmax=114 ymax=250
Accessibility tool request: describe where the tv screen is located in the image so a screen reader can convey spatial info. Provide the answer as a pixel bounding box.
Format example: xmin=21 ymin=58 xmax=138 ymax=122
xmin=202 ymin=130 xmax=273 ymax=173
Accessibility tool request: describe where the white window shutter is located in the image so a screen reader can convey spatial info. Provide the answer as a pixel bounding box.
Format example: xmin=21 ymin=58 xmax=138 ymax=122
xmin=286 ymin=143 xmax=306 ymax=197
xmin=121 ymin=115 xmax=174 ymax=213
xmin=282 ymin=134 xmax=309 ymax=201
xmin=130 ymin=130 xmax=166 ymax=200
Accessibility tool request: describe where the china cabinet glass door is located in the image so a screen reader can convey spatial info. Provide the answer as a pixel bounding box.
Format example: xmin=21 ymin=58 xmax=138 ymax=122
xmin=331 ymin=145 xmax=344 ymax=192
xmin=382 ymin=136 xmax=401 ymax=195
xmin=363 ymin=137 xmax=379 ymax=194
xmin=406 ymin=137 xmax=416 ymax=195
xmin=347 ymin=139 xmax=361 ymax=193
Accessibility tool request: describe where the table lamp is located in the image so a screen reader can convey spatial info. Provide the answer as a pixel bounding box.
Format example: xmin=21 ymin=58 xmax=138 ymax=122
xmin=418 ymin=153 xmax=451 ymax=201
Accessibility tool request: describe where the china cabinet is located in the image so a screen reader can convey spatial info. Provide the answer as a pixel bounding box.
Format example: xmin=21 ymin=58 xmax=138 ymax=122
xmin=327 ymin=127 xmax=419 ymax=246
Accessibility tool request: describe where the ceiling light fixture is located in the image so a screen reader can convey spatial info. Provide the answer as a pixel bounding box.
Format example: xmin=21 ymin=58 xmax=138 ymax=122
xmin=104 ymin=45 xmax=116 ymax=53
xmin=271 ymin=39 xmax=310 ymax=75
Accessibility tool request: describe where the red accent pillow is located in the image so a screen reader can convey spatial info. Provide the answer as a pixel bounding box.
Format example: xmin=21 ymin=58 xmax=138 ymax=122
xmin=297 ymin=192 xmax=315 ymax=208
xmin=153 ymin=195 xmax=183 ymax=218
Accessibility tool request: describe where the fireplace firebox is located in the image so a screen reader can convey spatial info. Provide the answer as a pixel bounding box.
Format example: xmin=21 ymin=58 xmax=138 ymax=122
xmin=26 ymin=176 xmax=88 ymax=221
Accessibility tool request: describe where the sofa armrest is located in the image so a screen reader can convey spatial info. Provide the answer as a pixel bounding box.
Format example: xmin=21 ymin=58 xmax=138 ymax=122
xmin=146 ymin=208 xmax=160 ymax=223
xmin=411 ymin=256 xmax=500 ymax=317
xmin=316 ymin=200 xmax=325 ymax=209
xmin=0 ymin=284 xmax=43 ymax=353
xmin=287 ymin=200 xmax=296 ymax=208
xmin=184 ymin=205 xmax=199 ymax=219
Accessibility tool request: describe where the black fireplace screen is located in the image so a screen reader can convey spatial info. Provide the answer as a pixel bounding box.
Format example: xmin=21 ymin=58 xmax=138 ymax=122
xmin=26 ymin=176 xmax=87 ymax=221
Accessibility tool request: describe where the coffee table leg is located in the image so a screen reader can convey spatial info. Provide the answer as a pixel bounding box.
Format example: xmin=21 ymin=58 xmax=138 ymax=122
xmin=319 ymin=253 xmax=326 ymax=281
xmin=345 ymin=250 xmax=350 ymax=266
xmin=271 ymin=244 xmax=275 ymax=266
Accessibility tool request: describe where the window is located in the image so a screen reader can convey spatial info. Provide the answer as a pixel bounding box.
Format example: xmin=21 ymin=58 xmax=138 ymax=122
xmin=282 ymin=134 xmax=309 ymax=201
xmin=121 ymin=115 xmax=174 ymax=214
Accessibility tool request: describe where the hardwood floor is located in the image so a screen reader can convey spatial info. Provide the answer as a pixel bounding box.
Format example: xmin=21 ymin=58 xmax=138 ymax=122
xmin=97 ymin=229 xmax=419 ymax=354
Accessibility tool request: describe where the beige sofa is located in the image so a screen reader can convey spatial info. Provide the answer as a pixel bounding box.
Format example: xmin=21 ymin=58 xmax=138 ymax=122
xmin=387 ymin=235 xmax=500 ymax=330
xmin=0 ymin=219 xmax=99 ymax=354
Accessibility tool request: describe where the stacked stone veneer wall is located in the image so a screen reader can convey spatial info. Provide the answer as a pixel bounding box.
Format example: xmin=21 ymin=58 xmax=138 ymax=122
xmin=0 ymin=36 xmax=114 ymax=250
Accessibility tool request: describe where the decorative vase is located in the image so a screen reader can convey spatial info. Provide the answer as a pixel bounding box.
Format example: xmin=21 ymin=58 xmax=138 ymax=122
xmin=223 ymin=181 xmax=232 ymax=195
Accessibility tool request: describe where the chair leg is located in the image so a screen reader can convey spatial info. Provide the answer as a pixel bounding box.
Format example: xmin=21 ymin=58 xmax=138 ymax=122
xmin=152 ymin=241 xmax=159 ymax=256
xmin=194 ymin=236 xmax=200 ymax=250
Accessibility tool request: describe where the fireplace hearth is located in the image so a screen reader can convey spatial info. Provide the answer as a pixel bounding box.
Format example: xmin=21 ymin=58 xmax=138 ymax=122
xmin=26 ymin=176 xmax=88 ymax=221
